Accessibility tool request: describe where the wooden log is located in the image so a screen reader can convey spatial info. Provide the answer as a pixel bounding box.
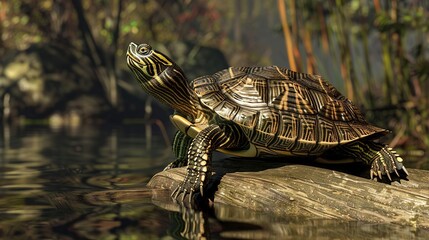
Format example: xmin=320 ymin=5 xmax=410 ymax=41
xmin=147 ymin=157 xmax=429 ymax=228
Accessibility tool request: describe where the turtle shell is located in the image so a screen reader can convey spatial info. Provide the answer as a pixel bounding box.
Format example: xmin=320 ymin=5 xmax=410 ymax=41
xmin=192 ymin=66 xmax=388 ymax=156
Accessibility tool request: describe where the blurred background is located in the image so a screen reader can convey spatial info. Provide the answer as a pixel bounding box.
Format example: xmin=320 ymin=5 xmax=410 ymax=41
xmin=0 ymin=1 xmax=429 ymax=238
xmin=1 ymin=0 xmax=428 ymax=152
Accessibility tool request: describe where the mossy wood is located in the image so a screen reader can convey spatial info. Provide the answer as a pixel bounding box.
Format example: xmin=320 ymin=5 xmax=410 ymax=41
xmin=147 ymin=159 xmax=429 ymax=228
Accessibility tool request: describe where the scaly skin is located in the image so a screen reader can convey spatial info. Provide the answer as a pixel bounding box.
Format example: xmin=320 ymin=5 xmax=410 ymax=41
xmin=171 ymin=125 xmax=233 ymax=205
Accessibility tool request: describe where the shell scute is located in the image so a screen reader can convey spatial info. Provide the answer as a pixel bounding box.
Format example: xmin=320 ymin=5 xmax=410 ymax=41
xmin=272 ymin=83 xmax=316 ymax=115
xmin=317 ymin=118 xmax=339 ymax=143
xmin=278 ymin=113 xmax=299 ymax=141
xmin=220 ymin=76 xmax=268 ymax=109
xmin=213 ymin=100 xmax=241 ymax=120
xmin=232 ymin=108 xmax=258 ymax=129
xmin=251 ymin=110 xmax=280 ymax=146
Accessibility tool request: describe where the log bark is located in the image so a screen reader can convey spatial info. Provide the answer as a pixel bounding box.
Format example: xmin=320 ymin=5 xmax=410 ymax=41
xmin=147 ymin=158 xmax=429 ymax=228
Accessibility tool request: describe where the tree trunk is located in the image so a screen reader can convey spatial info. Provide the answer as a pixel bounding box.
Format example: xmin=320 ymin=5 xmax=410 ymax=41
xmin=147 ymin=158 xmax=429 ymax=228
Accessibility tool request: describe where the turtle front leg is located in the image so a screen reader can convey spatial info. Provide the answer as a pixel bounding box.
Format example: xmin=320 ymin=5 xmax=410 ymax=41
xmin=171 ymin=124 xmax=230 ymax=206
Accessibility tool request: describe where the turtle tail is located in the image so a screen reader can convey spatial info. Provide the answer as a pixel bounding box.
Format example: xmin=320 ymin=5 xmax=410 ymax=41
xmin=341 ymin=141 xmax=408 ymax=181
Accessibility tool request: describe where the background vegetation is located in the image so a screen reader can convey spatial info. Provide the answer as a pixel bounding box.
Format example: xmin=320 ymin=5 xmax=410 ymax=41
xmin=0 ymin=0 xmax=428 ymax=153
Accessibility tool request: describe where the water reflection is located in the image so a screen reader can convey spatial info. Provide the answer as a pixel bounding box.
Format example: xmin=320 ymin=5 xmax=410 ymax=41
xmin=0 ymin=124 xmax=428 ymax=239
xmin=0 ymin=124 xmax=172 ymax=239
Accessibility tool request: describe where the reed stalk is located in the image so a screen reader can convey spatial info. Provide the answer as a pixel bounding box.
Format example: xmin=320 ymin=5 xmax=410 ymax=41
xmin=278 ymin=0 xmax=298 ymax=71
xmin=289 ymin=0 xmax=303 ymax=72
xmin=301 ymin=27 xmax=316 ymax=74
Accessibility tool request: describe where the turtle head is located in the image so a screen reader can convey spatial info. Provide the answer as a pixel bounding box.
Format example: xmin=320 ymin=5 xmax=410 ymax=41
xmin=126 ymin=42 xmax=203 ymax=120
xmin=127 ymin=42 xmax=174 ymax=83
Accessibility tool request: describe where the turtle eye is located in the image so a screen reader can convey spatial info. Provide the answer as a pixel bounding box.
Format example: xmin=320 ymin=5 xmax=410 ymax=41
xmin=137 ymin=44 xmax=152 ymax=55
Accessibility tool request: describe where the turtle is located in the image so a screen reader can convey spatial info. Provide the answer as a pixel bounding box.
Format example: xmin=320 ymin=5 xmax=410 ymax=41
xmin=126 ymin=42 xmax=408 ymax=205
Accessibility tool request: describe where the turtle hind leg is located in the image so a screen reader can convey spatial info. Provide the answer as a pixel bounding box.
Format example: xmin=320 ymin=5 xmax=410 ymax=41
xmin=368 ymin=143 xmax=408 ymax=181
xmin=339 ymin=141 xmax=408 ymax=181
xmin=164 ymin=131 xmax=193 ymax=171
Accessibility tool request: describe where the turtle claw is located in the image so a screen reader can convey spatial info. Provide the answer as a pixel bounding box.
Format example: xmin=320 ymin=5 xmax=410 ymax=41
xmin=402 ymin=166 xmax=409 ymax=176
xmin=386 ymin=170 xmax=392 ymax=182
xmin=171 ymin=175 xmax=203 ymax=208
xmin=394 ymin=168 xmax=400 ymax=177
xmin=188 ymin=189 xmax=195 ymax=206
xmin=171 ymin=185 xmax=180 ymax=200
xmin=200 ymin=184 xmax=204 ymax=198
xmin=370 ymin=169 xmax=375 ymax=180
xmin=171 ymin=184 xmax=189 ymax=205
xmin=370 ymin=151 xmax=408 ymax=182
xmin=369 ymin=158 xmax=392 ymax=182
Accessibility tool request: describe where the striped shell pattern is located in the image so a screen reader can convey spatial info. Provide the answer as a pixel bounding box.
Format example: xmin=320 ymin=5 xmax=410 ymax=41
xmin=193 ymin=66 xmax=387 ymax=155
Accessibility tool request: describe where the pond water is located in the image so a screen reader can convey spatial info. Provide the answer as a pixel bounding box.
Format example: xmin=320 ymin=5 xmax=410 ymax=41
xmin=0 ymin=124 xmax=428 ymax=239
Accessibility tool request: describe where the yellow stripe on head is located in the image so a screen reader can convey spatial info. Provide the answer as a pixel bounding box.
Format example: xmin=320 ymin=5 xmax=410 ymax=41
xmin=126 ymin=43 xmax=174 ymax=82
